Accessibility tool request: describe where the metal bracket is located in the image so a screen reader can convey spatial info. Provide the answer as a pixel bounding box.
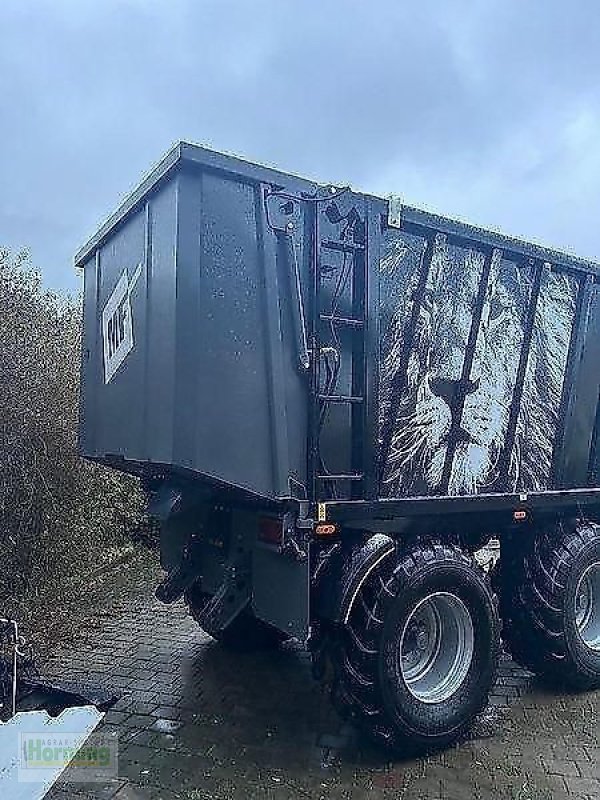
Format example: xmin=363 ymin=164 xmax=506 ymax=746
xmin=264 ymin=188 xmax=303 ymax=233
xmin=195 ymin=532 xmax=252 ymax=636
xmin=387 ymin=194 xmax=403 ymax=229
xmin=279 ymin=510 xmax=308 ymax=561
xmin=296 ymin=499 xmax=315 ymax=531
xmin=0 ymin=618 xmax=38 ymax=720
xmin=201 ymin=564 xmax=251 ymax=634
xmin=282 ymin=231 xmax=311 ymax=371
xmin=264 ymin=189 xmax=310 ymax=372
xmin=155 ymin=546 xmax=199 ymax=604
xmin=0 ymin=619 xmax=20 ymax=719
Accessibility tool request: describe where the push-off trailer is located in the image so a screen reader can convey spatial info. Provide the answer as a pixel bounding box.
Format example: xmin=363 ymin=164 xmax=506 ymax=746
xmin=77 ymin=143 xmax=600 ymax=754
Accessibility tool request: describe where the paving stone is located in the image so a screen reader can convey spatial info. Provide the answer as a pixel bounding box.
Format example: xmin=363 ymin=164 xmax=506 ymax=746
xmin=104 ymin=710 xmax=131 ymax=725
xmin=542 ymin=758 xmax=582 ymax=778
xmin=577 ymin=762 xmax=600 ymax=781
xmin=124 ymin=713 xmax=154 ymax=730
xmin=127 ymin=701 xmax=159 ymax=715
xmin=563 ymin=776 xmax=600 ymax=798
xmin=150 ymin=705 xmax=183 ymax=720
xmin=40 ymin=575 xmax=599 ymax=800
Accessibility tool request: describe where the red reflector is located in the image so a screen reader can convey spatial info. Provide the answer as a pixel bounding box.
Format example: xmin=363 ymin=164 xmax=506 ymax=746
xmin=315 ymin=523 xmax=338 ymax=536
xmin=259 ymin=517 xmax=283 ymax=545
xmin=514 ymin=510 xmax=527 ymax=521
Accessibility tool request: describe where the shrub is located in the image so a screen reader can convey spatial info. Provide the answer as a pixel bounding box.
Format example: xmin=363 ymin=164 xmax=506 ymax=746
xmin=0 ymin=247 xmax=146 ymax=613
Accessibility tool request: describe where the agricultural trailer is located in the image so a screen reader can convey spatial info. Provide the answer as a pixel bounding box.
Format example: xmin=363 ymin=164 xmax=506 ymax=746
xmin=76 ymin=142 xmax=600 ymax=754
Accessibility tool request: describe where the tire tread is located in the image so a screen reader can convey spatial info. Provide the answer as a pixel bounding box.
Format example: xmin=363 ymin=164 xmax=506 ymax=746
xmin=502 ymin=521 xmax=600 ymax=689
xmin=330 ymin=539 xmax=499 ymax=753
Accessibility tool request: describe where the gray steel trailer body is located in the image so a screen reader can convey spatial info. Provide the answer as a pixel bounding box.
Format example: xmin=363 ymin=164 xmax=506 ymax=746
xmin=77 ymin=143 xmax=600 ymax=754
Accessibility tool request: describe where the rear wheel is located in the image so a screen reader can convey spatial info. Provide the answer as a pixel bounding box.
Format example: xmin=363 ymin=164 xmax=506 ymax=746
xmin=185 ymin=584 xmax=286 ymax=651
xmin=501 ymin=521 xmax=600 ymax=690
xmin=331 ymin=541 xmax=500 ymax=755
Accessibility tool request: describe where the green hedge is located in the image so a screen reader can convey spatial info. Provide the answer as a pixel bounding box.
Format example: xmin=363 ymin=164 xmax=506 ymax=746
xmin=0 ymin=248 xmax=147 ymax=613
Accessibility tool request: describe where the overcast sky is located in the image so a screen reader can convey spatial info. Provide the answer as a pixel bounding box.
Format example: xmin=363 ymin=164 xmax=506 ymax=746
xmin=2 ymin=1 xmax=600 ymax=291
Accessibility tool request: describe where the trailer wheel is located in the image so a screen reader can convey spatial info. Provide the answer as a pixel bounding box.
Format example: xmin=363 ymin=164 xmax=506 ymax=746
xmin=332 ymin=541 xmax=500 ymax=755
xmin=501 ymin=521 xmax=600 ymax=690
xmin=185 ymin=585 xmax=286 ymax=651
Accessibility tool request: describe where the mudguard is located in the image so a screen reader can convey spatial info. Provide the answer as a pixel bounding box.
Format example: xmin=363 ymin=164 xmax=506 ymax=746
xmin=315 ymin=534 xmax=395 ymax=626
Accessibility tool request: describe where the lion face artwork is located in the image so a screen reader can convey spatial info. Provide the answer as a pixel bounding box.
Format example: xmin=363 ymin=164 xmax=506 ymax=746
xmin=379 ymin=232 xmax=579 ymax=497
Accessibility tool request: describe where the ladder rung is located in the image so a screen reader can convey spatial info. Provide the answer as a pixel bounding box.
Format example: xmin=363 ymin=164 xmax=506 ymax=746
xmin=317 ymin=394 xmax=364 ymax=404
xmin=321 ymin=239 xmax=365 ymax=253
xmin=317 ymin=473 xmax=364 ymax=481
xmin=320 ymin=314 xmax=364 ymax=327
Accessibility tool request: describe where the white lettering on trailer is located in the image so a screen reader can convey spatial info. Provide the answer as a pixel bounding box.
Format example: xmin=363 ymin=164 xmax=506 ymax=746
xmin=101 ymin=264 xmax=142 ymax=384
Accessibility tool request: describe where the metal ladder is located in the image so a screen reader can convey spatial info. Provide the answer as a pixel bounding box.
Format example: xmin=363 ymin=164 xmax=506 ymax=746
xmin=309 ymin=196 xmax=369 ymax=503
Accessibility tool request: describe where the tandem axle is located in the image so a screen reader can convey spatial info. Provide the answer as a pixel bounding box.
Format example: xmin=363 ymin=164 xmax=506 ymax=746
xmin=153 ymin=484 xmax=600 ymax=755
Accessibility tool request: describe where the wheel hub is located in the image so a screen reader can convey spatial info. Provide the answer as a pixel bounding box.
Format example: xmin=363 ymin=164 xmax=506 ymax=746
xmin=398 ymin=592 xmax=474 ymax=704
xmin=576 ymin=562 xmax=600 ymax=652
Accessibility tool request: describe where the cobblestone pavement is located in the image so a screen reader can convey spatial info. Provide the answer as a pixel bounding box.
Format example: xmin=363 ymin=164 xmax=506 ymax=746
xmin=44 ymin=583 xmax=599 ymax=800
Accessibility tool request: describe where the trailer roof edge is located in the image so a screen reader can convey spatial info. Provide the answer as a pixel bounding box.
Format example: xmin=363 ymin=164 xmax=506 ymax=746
xmin=74 ymin=141 xmax=180 ymax=268
xmin=73 ymin=141 xmax=319 ymax=268
xmin=74 ymin=142 xmax=600 ymax=276
xmin=400 ymin=204 xmax=600 ymax=276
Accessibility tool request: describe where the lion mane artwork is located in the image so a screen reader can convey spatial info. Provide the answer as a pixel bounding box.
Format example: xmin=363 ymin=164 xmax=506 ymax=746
xmin=379 ymin=230 xmax=579 ymax=498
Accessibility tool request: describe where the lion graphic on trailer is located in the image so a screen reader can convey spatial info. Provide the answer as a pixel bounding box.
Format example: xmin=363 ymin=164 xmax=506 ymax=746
xmin=379 ymin=235 xmax=577 ymax=497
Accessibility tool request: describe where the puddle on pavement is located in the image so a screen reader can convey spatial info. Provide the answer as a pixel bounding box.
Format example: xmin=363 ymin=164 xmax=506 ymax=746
xmin=152 ymin=717 xmax=183 ymax=733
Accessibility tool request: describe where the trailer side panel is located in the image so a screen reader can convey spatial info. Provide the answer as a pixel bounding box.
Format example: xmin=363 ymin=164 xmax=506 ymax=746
xmin=377 ymin=224 xmax=597 ymax=498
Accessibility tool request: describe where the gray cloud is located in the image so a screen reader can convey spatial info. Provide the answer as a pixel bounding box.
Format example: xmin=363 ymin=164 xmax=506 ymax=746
xmin=1 ymin=0 xmax=600 ymax=289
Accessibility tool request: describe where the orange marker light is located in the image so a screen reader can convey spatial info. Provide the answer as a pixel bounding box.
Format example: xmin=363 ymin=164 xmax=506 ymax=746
xmin=315 ymin=523 xmax=338 ymax=537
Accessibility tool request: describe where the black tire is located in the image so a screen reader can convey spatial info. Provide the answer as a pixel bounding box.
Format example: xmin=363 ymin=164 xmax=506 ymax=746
xmin=185 ymin=584 xmax=286 ymax=651
xmin=501 ymin=521 xmax=600 ymax=690
xmin=332 ymin=541 xmax=500 ymax=755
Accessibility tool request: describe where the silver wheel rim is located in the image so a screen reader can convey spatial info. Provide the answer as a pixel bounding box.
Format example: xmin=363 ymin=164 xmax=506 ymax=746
xmin=399 ymin=592 xmax=475 ymax=704
xmin=575 ymin=562 xmax=600 ymax=652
